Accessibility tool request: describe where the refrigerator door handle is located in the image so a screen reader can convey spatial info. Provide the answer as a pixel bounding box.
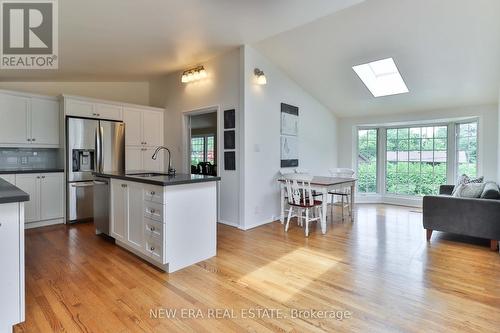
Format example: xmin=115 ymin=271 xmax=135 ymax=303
xmin=99 ymin=125 xmax=104 ymax=172
xmin=95 ymin=127 xmax=101 ymax=173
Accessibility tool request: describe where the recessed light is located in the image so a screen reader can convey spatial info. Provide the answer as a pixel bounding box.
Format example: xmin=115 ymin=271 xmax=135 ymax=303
xmin=352 ymin=58 xmax=409 ymax=97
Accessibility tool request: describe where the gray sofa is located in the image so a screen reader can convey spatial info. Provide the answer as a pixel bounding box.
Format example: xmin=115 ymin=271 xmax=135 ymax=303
xmin=423 ymin=185 xmax=500 ymax=251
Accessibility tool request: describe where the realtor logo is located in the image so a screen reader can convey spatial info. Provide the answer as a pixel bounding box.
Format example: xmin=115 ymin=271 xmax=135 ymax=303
xmin=0 ymin=0 xmax=58 ymax=69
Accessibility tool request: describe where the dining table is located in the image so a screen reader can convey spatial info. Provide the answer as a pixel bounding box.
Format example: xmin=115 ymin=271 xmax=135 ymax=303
xmin=278 ymin=176 xmax=357 ymax=234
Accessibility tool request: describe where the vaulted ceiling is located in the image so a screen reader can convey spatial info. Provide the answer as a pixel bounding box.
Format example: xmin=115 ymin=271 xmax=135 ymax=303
xmin=255 ymin=0 xmax=500 ymax=116
xmin=0 ymin=0 xmax=362 ymax=81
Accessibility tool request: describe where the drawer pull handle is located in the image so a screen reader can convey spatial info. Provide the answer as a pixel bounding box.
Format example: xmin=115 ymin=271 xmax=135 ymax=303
xmin=150 ymin=246 xmax=155 ymax=251
xmin=150 ymin=226 xmax=155 ymax=231
xmin=150 ymin=191 xmax=155 ymax=195
xmin=150 ymin=209 xmax=155 ymax=214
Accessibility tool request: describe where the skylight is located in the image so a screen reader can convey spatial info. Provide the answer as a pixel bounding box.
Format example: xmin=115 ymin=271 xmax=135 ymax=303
xmin=352 ymin=58 xmax=409 ymax=97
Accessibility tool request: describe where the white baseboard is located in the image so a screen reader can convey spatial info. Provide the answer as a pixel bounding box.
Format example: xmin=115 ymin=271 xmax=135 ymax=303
xmin=356 ymin=194 xmax=422 ymax=208
xmin=218 ymin=220 xmax=240 ymax=228
xmin=242 ymin=217 xmax=276 ymax=230
xmin=25 ymin=218 xmax=64 ymax=229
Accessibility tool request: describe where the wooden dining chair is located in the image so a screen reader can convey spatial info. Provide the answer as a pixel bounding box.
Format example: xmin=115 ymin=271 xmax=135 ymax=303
xmin=328 ymin=168 xmax=355 ymax=222
xmin=284 ymin=174 xmax=322 ymax=237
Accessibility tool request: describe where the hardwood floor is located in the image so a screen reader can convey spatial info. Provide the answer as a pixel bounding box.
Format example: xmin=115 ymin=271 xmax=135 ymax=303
xmin=15 ymin=204 xmax=500 ymax=333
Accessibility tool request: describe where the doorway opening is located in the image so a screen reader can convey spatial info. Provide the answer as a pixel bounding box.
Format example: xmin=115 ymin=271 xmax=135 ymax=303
xmin=188 ymin=111 xmax=218 ymax=176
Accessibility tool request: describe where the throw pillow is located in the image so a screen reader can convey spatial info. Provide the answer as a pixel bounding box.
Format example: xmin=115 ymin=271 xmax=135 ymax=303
xmin=480 ymin=181 xmax=500 ymax=199
xmin=452 ymin=174 xmax=485 ymax=195
xmin=452 ymin=183 xmax=485 ymax=198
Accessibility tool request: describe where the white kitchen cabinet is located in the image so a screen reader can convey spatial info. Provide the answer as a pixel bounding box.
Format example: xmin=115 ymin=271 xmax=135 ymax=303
xmin=0 ymin=202 xmax=25 ymax=332
xmin=123 ymin=107 xmax=164 ymax=147
xmin=15 ymin=174 xmax=40 ymax=223
xmin=0 ymin=92 xmax=59 ymax=147
xmin=142 ymin=110 xmax=163 ymax=147
xmin=0 ymin=93 xmax=30 ymax=144
xmin=127 ymin=182 xmax=145 ymax=251
xmin=126 ymin=146 xmax=164 ymax=172
xmin=0 ymin=174 xmax=16 ymax=184
xmin=40 ymin=173 xmax=64 ymax=221
xmin=110 ymin=181 xmax=127 ymax=241
xmin=30 ymin=98 xmax=60 ymax=146
xmin=65 ymin=98 xmax=123 ymax=121
xmin=15 ymin=173 xmax=64 ymax=226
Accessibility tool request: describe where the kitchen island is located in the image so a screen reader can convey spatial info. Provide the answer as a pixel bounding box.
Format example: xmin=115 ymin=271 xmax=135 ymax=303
xmin=0 ymin=178 xmax=28 ymax=332
xmin=94 ymin=171 xmax=220 ymax=273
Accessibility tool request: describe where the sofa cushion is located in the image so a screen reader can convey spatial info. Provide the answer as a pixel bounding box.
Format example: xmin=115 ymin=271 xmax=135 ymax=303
xmin=481 ymin=182 xmax=500 ymax=199
xmin=452 ymin=182 xmax=485 ymax=198
xmin=452 ymin=174 xmax=485 ymax=196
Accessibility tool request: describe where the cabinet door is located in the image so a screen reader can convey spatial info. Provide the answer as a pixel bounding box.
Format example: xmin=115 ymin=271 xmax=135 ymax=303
xmin=0 ymin=203 xmax=21 ymax=330
xmin=143 ymin=147 xmax=164 ymax=172
xmin=30 ymin=98 xmax=60 ymax=146
xmin=142 ymin=110 xmax=163 ymax=147
xmin=123 ymin=107 xmax=143 ymax=146
xmin=65 ymin=99 xmax=94 ymax=118
xmin=126 ymin=182 xmax=144 ymax=252
xmin=15 ymin=174 xmax=40 ymax=223
xmin=0 ymin=93 xmax=29 ymax=144
xmin=95 ymin=103 xmax=122 ymax=121
xmin=125 ymin=146 xmax=143 ymax=171
xmin=111 ymin=180 xmax=127 ymax=241
xmin=39 ymin=173 xmax=64 ymax=221
xmin=0 ymin=174 xmax=15 ymax=184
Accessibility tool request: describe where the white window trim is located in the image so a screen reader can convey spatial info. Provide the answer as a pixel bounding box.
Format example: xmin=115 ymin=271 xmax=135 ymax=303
xmin=354 ymin=117 xmax=480 ymax=207
xmin=191 ymin=133 xmax=216 ymax=164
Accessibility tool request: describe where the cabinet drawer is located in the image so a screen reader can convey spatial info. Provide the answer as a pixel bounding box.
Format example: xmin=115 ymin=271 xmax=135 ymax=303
xmin=145 ymin=235 xmax=164 ymax=263
xmin=144 ymin=187 xmax=163 ymax=204
xmin=144 ymin=201 xmax=164 ymax=222
xmin=144 ymin=217 xmax=163 ymax=239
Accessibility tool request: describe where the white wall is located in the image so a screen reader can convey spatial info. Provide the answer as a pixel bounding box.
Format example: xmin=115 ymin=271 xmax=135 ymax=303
xmin=241 ymin=45 xmax=338 ymax=229
xmin=149 ymin=48 xmax=242 ymax=227
xmin=338 ymin=104 xmax=499 ymax=182
xmin=498 ymin=90 xmax=500 ymax=183
xmin=0 ymin=82 xmax=150 ymax=105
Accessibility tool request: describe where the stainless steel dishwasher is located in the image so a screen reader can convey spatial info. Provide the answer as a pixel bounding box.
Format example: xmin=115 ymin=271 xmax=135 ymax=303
xmin=93 ymin=177 xmax=110 ymax=236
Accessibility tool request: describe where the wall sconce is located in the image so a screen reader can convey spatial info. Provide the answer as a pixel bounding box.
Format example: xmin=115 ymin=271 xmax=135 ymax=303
xmin=181 ymin=66 xmax=207 ymax=83
xmin=254 ymin=68 xmax=267 ymax=85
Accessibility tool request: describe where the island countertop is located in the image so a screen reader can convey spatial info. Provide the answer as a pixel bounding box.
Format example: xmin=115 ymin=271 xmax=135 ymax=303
xmin=93 ymin=170 xmax=220 ymax=186
xmin=0 ymin=178 xmax=30 ymax=204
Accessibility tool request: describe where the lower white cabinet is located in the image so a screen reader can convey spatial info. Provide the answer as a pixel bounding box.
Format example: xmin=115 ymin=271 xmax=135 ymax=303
xmin=125 ymin=146 xmax=164 ymax=172
xmin=0 ymin=202 xmax=25 ymax=332
xmin=14 ymin=173 xmax=64 ymax=226
xmin=0 ymin=174 xmax=15 ymax=184
xmin=110 ymin=179 xmax=166 ymax=265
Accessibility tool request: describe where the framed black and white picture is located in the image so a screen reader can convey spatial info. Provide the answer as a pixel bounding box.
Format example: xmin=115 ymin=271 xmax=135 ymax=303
xmin=224 ymin=130 xmax=235 ymax=150
xmin=280 ymin=103 xmax=299 ymax=168
xmin=224 ymin=109 xmax=236 ymax=129
xmin=224 ymin=151 xmax=236 ymax=170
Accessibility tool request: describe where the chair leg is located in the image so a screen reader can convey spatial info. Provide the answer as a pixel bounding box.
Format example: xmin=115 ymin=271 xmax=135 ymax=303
xmin=426 ymin=229 xmax=433 ymax=242
xmin=491 ymin=240 xmax=498 ymax=251
xmin=285 ymin=207 xmax=293 ymax=232
xmin=341 ymin=196 xmax=344 ymax=221
xmin=305 ymin=208 xmax=309 ymax=237
xmin=347 ymin=194 xmax=351 ymax=216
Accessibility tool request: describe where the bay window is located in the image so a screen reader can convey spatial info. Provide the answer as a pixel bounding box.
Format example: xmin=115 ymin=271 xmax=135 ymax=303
xmin=356 ymin=119 xmax=478 ymax=197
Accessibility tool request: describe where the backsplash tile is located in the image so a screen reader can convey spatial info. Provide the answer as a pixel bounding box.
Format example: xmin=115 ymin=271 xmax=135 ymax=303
xmin=0 ymin=148 xmax=61 ymax=170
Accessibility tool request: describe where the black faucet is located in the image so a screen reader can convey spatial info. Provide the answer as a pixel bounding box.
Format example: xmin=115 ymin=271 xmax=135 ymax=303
xmin=152 ymin=146 xmax=176 ymax=175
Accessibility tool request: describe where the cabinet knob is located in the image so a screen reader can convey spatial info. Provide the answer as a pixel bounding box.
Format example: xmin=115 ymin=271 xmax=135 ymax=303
xmin=0 ymin=222 xmax=2 ymax=227
xmin=121 ymin=184 xmax=127 ymax=188
xmin=41 ymin=176 xmax=45 ymax=179
xmin=150 ymin=209 xmax=155 ymax=214
xmin=150 ymin=246 xmax=155 ymax=251
xmin=150 ymin=226 xmax=155 ymax=231
xmin=32 ymin=138 xmax=36 ymax=141
xmin=150 ymin=191 xmax=155 ymax=195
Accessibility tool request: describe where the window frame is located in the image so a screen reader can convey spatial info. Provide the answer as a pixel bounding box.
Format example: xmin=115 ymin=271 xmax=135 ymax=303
xmin=190 ymin=133 xmax=216 ymax=165
xmin=355 ymin=127 xmax=379 ymax=194
xmin=354 ymin=117 xmax=479 ymax=199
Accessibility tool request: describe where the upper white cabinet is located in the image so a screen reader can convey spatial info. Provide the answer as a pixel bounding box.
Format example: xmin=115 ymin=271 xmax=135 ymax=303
xmin=65 ymin=98 xmax=123 ymax=121
xmin=0 ymin=94 xmax=30 ymax=144
xmin=123 ymin=107 xmax=164 ymax=147
xmin=0 ymin=92 xmax=59 ymax=147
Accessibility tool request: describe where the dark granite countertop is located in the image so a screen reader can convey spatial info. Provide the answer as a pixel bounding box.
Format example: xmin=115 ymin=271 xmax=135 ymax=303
xmin=0 ymin=178 xmax=29 ymax=204
xmin=93 ymin=170 xmax=220 ymax=186
xmin=0 ymin=168 xmax=64 ymax=175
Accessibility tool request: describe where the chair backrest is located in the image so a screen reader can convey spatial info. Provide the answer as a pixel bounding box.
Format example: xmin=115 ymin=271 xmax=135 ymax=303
xmin=283 ymin=173 xmax=314 ymax=206
xmin=329 ymin=168 xmax=355 ymax=178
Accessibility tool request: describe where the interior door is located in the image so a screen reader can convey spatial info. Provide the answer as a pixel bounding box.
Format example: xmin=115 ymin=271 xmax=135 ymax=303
xmin=31 ymin=98 xmax=59 ymax=145
xmin=40 ymin=173 xmax=64 ymax=221
xmin=15 ymin=174 xmax=40 ymax=223
xmin=142 ymin=110 xmax=163 ymax=147
xmin=123 ymin=107 xmax=143 ymax=146
xmin=0 ymin=93 xmax=29 ymax=144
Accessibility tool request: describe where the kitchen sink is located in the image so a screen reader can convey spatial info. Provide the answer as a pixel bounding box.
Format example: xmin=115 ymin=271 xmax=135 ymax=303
xmin=127 ymin=172 xmax=170 ymax=177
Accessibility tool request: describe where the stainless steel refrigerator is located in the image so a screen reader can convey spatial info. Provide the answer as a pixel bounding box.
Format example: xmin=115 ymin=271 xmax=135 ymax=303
xmin=66 ymin=117 xmax=125 ymax=233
